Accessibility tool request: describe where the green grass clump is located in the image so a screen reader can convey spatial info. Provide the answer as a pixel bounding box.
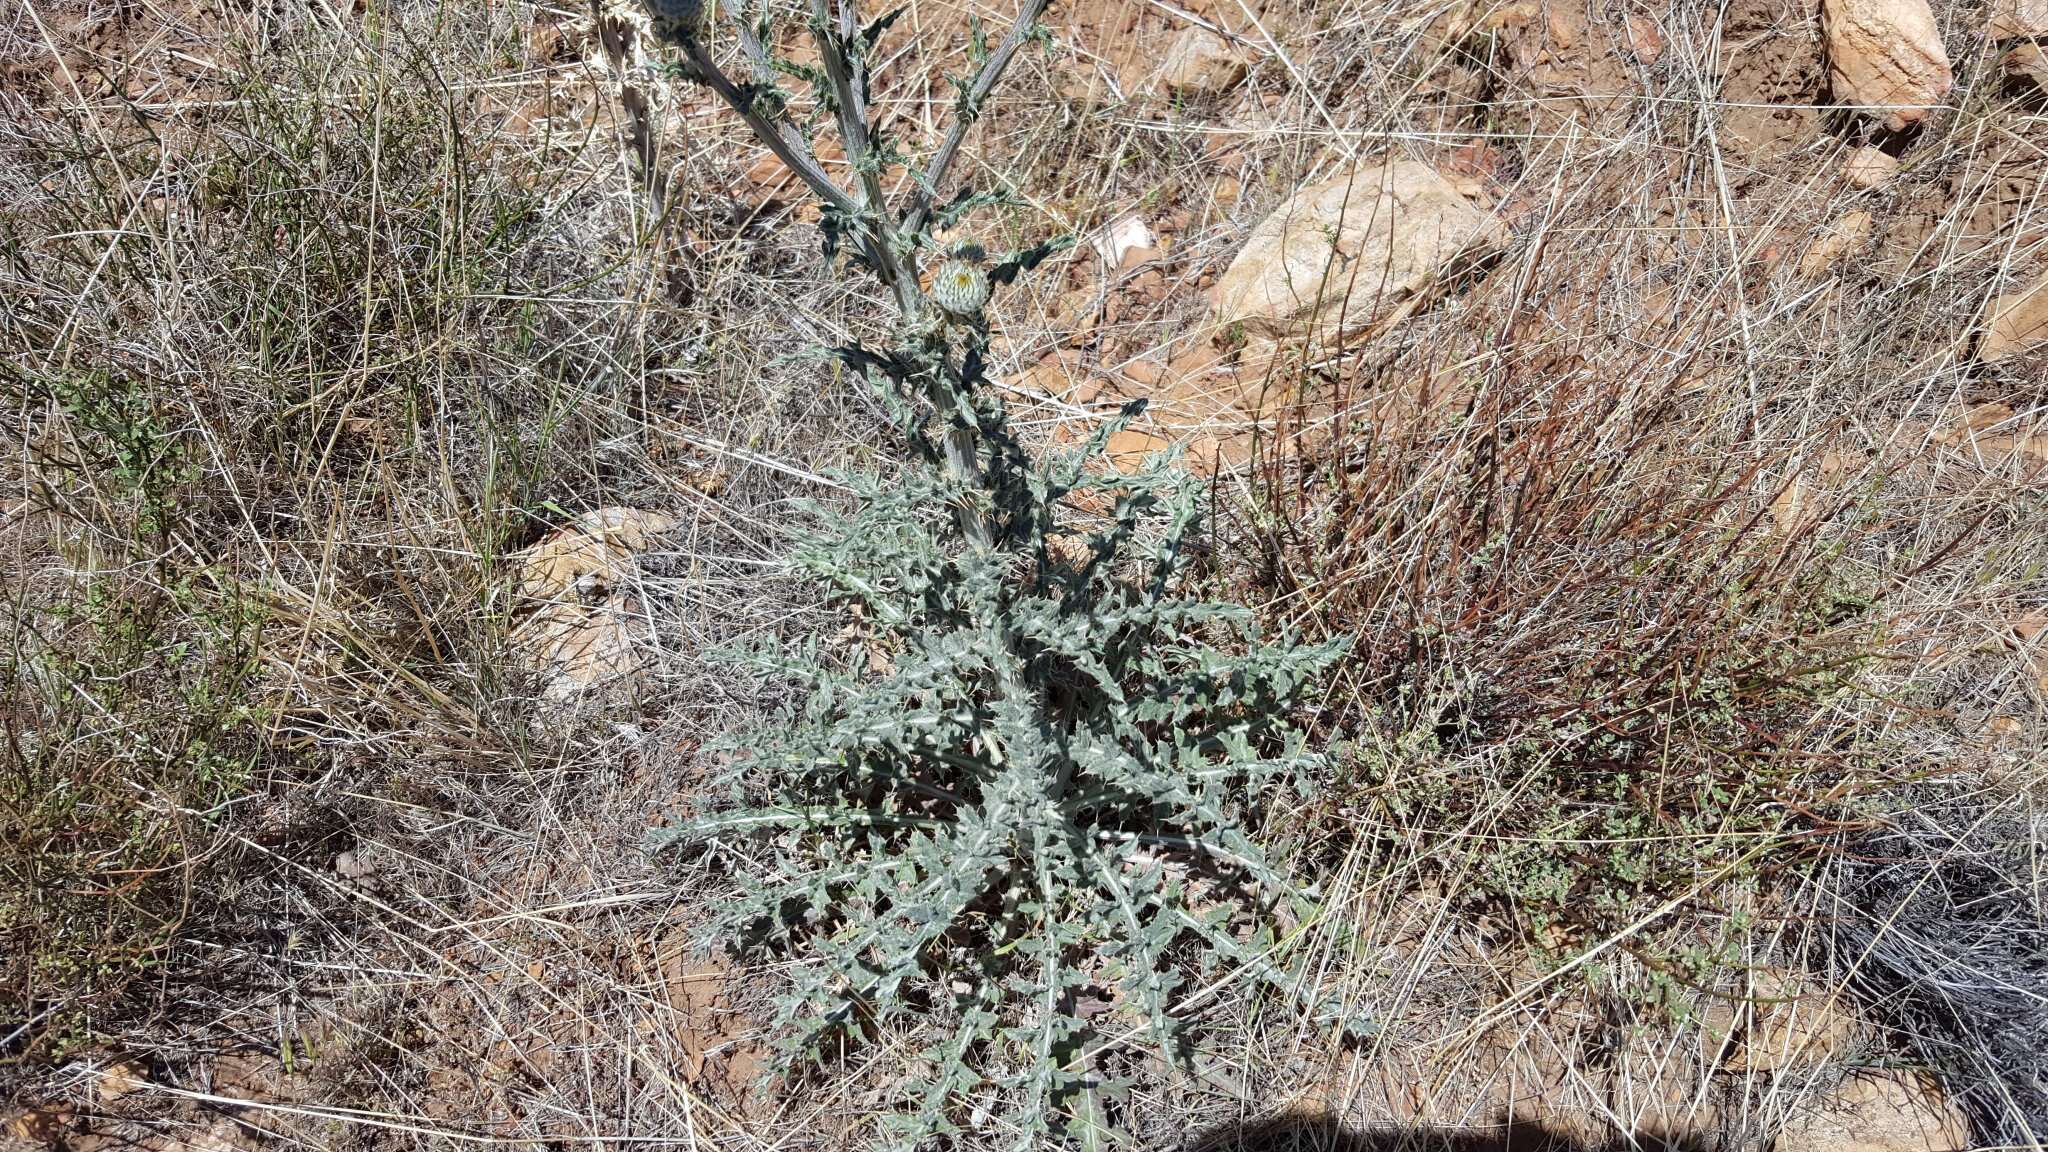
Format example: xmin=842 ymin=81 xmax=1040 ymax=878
xmin=0 ymin=13 xmax=602 ymax=1059
xmin=0 ymin=567 xmax=270 ymax=1059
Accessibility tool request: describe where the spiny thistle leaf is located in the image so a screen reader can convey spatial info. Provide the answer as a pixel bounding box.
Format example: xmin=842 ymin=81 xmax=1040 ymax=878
xmin=649 ymin=414 xmax=1359 ymax=1144
xmin=860 ymin=6 xmax=905 ymax=49
xmin=989 ymin=236 xmax=1071 ymax=286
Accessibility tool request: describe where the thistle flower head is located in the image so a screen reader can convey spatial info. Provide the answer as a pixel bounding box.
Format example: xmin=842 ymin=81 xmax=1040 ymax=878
xmin=932 ymin=247 xmax=991 ymax=321
xmin=642 ymin=0 xmax=705 ymax=44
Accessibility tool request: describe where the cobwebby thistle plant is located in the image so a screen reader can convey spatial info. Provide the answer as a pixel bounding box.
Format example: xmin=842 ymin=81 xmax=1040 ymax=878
xmin=640 ymin=2 xmax=1357 ymax=1146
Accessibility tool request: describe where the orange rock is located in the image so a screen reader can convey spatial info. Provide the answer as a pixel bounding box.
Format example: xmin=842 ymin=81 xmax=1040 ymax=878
xmin=1020 ymin=354 xmax=1083 ymax=397
xmin=1166 ymin=343 xmax=1230 ymax=380
xmin=98 ymin=1060 xmax=147 ymax=1103
xmin=1105 ymin=429 xmax=1174 ymax=472
xmin=744 ymin=151 xmax=787 ymax=188
xmin=2 ymin=1107 xmax=70 ymax=1148
xmin=1770 ymin=475 xmax=1814 ymax=534
xmin=1184 ymin=432 xmax=1251 ymax=473
xmin=1930 ymin=403 xmax=2048 ymax=468
xmin=2006 ymin=42 xmax=2048 ymax=91
xmin=1120 ymin=358 xmax=1165 ymax=387
xmin=1965 ymin=402 xmax=2016 ymax=431
xmin=1118 ymin=244 xmax=1162 ymax=272
xmin=1843 ymin=145 xmax=1899 ymax=189
xmin=1626 ymin=13 xmax=1665 ymax=63
xmin=1070 ymin=377 xmax=1108 ymax=405
xmin=1706 ymin=969 xmax=1863 ymax=1072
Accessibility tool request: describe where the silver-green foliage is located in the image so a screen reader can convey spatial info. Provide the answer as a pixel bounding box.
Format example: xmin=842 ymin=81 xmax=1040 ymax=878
xmin=640 ymin=1 xmax=1353 ymax=1145
xmin=654 ymin=412 xmax=1349 ymax=1145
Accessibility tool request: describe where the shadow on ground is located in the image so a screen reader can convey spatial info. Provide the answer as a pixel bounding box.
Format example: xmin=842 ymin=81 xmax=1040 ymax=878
xmin=1181 ymin=1114 xmax=1715 ymax=1152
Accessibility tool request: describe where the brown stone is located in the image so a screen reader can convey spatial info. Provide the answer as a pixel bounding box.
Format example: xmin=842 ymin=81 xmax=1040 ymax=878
xmin=1120 ymin=358 xmax=1165 ymax=387
xmin=1822 ymin=0 xmax=1953 ymax=131
xmin=1153 ymin=26 xmax=1247 ymax=97
xmin=2006 ymin=42 xmax=2048 ymax=92
xmin=98 ymin=1060 xmax=147 ymax=1103
xmin=1626 ymin=13 xmax=1665 ymax=64
xmin=1798 ymin=209 xmax=1875 ymax=280
xmin=1711 ymin=969 xmax=1862 ymax=1072
xmin=1979 ymin=271 xmax=2048 ymax=363
xmin=744 ymin=151 xmax=787 ymax=188
xmin=1210 ymin=160 xmax=1508 ymax=340
xmin=2 ymin=1108 xmax=69 ymax=1149
xmin=1928 ymin=403 xmax=2048 ymax=468
xmin=1105 ymin=429 xmax=1175 ymax=472
xmin=1843 ymin=145 xmax=1899 ymax=189
xmin=1776 ymin=1071 xmax=1970 ymax=1152
xmin=1020 ymin=355 xmax=1082 ymax=397
xmin=1118 ymin=244 xmax=1162 ymax=272
xmin=1990 ymin=0 xmax=2048 ymax=37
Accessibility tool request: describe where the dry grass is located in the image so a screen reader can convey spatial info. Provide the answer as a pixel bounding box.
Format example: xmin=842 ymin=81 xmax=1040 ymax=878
xmin=2 ymin=0 xmax=2045 ymax=1148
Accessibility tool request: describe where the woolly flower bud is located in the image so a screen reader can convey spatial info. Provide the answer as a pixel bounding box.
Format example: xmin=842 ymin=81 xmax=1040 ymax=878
xmin=932 ymin=257 xmax=991 ymax=321
xmin=642 ymin=0 xmax=704 ymax=43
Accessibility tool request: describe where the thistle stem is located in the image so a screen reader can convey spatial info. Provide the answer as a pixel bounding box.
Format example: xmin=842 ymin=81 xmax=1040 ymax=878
xmin=901 ymin=0 xmax=1052 ymax=239
xmin=809 ymin=4 xmax=892 ymax=238
xmin=678 ymin=34 xmax=855 ymax=219
xmin=669 ymin=2 xmax=1049 ymax=550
